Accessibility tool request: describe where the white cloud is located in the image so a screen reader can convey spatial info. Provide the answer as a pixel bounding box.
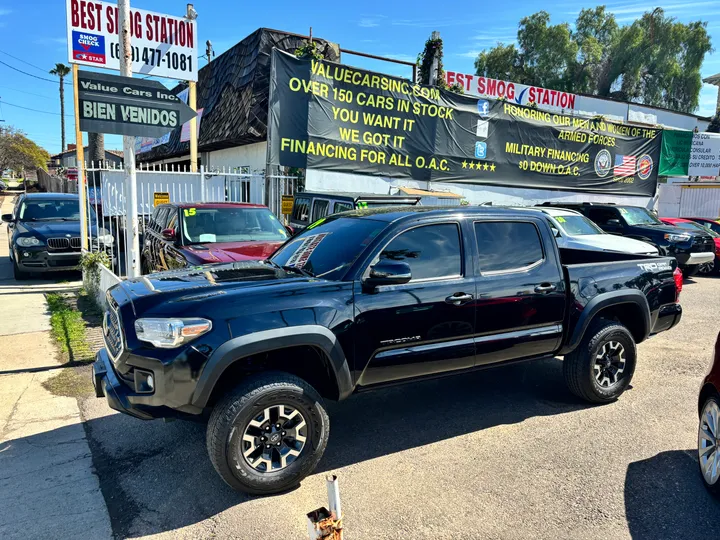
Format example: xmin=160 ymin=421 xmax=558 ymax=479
xmin=0 ymin=9 xmax=11 ymax=16
xmin=359 ymin=18 xmax=379 ymax=28
xmin=473 ymin=34 xmax=516 ymax=42
xmin=34 ymin=37 xmax=66 ymax=45
xmin=698 ymin=84 xmax=719 ymax=116
xmin=457 ymin=50 xmax=482 ymax=58
xmin=383 ymin=53 xmax=415 ymax=62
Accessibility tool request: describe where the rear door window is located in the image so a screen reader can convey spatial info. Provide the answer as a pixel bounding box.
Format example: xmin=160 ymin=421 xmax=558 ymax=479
xmin=311 ymin=200 xmax=330 ymax=222
xmin=292 ymin=197 xmax=311 ymax=223
xmin=586 ymin=207 xmax=621 ymax=227
xmin=474 ymin=221 xmax=544 ymax=273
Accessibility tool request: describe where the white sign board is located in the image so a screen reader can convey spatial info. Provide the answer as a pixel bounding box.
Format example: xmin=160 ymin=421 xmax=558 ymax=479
xmin=66 ymin=0 xmax=198 ymax=81
xmin=689 ymin=133 xmax=720 ymax=177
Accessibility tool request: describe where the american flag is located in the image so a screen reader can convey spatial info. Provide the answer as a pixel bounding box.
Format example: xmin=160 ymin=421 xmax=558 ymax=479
xmin=614 ymin=154 xmax=636 ymax=177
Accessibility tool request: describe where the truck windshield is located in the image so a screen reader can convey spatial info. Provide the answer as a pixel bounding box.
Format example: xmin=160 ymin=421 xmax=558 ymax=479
xmin=673 ymin=221 xmax=720 ymax=238
xmin=271 ymin=217 xmax=386 ymax=280
xmin=618 ymin=207 xmax=662 ymax=226
xmin=555 ymin=215 xmax=603 ymax=236
xmin=182 ymin=207 xmax=288 ymax=244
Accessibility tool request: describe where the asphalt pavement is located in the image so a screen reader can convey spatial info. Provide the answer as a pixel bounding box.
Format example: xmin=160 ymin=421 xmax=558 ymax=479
xmin=76 ymin=273 xmax=720 ymax=539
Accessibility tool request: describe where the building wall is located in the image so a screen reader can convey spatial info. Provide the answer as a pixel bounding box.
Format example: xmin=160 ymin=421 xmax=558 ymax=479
xmin=305 ymin=170 xmax=655 ymax=208
xmin=204 ymin=142 xmax=267 ymax=172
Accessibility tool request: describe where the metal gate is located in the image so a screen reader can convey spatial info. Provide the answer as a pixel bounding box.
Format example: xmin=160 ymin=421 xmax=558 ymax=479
xmin=678 ymin=185 xmax=720 ymax=218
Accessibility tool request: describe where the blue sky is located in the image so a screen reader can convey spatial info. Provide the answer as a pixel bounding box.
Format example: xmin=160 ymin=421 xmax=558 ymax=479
xmin=2 ymin=0 xmax=720 ymax=155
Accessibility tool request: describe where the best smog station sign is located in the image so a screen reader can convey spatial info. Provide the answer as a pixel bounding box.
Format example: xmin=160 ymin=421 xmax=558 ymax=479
xmin=78 ymin=70 xmax=196 ymax=137
xmin=66 ymin=0 xmax=198 ymax=81
xmin=268 ymin=51 xmax=661 ymax=196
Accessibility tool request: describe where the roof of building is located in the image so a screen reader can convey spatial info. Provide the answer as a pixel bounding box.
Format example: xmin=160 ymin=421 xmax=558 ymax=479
xmin=50 ymin=147 xmax=123 ymax=160
xmin=137 ymin=28 xmax=340 ymax=164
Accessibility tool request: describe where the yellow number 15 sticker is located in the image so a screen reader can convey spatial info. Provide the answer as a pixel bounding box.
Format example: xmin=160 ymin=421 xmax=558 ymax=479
xmin=184 ymin=208 xmax=196 ymax=217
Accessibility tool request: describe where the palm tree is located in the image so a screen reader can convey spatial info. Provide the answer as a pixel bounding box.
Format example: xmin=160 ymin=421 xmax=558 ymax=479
xmin=49 ymin=63 xmax=71 ymax=152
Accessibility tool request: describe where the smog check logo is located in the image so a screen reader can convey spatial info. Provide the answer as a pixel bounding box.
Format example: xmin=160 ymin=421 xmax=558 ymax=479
xmin=72 ymin=31 xmax=106 ymax=65
xmin=594 ymin=149 xmax=612 ymax=177
xmin=636 ymin=154 xmax=654 ymax=180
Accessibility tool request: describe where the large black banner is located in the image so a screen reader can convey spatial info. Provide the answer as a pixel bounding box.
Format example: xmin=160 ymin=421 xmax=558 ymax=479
xmin=268 ymin=50 xmax=661 ymax=196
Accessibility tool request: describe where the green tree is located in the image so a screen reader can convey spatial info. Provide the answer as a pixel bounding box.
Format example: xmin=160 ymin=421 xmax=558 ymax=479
xmin=473 ymin=7 xmax=712 ymax=113
xmin=0 ymin=127 xmax=50 ymax=174
xmin=49 ymin=63 xmax=71 ymax=152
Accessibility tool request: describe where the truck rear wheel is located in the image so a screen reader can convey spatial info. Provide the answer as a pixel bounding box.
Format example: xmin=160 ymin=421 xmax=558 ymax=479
xmin=206 ymin=371 xmax=330 ymax=495
xmin=563 ymin=319 xmax=637 ymax=403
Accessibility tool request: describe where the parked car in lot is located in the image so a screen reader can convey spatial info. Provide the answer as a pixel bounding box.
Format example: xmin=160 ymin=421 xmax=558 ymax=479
xmin=685 ymin=217 xmax=720 ymax=236
xmin=2 ymin=193 xmax=113 ymax=279
xmin=660 ymin=217 xmax=720 ymax=275
xmin=288 ymin=191 xmax=421 ymax=233
xmin=515 ymin=207 xmax=657 ymax=255
xmin=0 ymin=180 xmax=7 ymax=192
xmin=140 ymin=202 xmax=289 ymax=274
xmin=93 ymin=206 xmax=683 ymax=494
xmin=698 ymin=331 xmax=720 ymax=497
xmin=539 ymin=203 xmax=715 ymax=277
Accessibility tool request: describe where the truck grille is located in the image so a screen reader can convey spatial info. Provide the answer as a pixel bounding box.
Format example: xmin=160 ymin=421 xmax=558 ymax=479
xmin=103 ymin=303 xmax=124 ymax=360
xmin=692 ymin=235 xmax=714 ymax=252
xmin=47 ymin=237 xmax=81 ymax=251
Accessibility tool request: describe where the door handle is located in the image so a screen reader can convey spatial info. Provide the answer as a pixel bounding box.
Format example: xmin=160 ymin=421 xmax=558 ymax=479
xmin=535 ymin=283 xmax=557 ymax=293
xmin=445 ymin=293 xmax=474 ymax=305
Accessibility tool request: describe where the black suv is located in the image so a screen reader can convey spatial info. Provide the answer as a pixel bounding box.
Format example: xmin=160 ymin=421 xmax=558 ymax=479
xmin=2 ymin=193 xmax=113 ymax=279
xmin=538 ymin=203 xmax=715 ymax=277
xmin=93 ymin=206 xmax=682 ymax=495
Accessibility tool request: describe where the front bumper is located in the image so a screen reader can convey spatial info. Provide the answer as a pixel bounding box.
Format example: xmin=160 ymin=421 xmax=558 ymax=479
xmin=14 ymin=247 xmax=81 ymax=272
xmin=680 ymin=252 xmax=716 ymax=266
xmin=93 ymin=348 xmax=170 ymax=420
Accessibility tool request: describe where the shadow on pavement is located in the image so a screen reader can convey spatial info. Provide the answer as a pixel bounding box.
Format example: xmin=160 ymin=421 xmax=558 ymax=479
xmin=8 ymin=358 xmax=589 ymax=537
xmin=624 ymin=449 xmax=720 ymax=539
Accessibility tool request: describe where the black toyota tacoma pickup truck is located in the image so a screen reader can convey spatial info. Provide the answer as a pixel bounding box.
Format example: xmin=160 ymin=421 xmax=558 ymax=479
xmin=93 ymin=207 xmax=683 ymax=494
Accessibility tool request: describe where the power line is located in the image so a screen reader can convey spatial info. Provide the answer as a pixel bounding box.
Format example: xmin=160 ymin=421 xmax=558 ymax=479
xmin=0 ymin=60 xmax=61 ymax=84
xmin=0 ymin=100 xmax=73 ymax=117
xmin=0 ymin=49 xmax=49 ymax=74
xmin=0 ymin=85 xmax=55 ymax=100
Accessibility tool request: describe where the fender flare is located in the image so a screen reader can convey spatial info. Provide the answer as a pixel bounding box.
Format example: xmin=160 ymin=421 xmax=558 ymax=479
xmin=191 ymin=325 xmax=354 ymax=407
xmin=561 ymin=290 xmax=651 ymax=355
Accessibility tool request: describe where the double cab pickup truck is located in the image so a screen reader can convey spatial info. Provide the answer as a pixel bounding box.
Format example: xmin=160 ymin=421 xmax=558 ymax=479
xmin=93 ymin=207 xmax=683 ymax=494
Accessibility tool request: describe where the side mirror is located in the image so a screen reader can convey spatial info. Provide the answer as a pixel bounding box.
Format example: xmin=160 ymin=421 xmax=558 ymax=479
xmin=606 ymin=219 xmax=622 ymax=227
xmin=1 ymin=214 xmax=13 ymax=223
xmin=285 ymin=225 xmax=295 ymax=236
xmin=551 ymin=227 xmax=560 ymax=238
xmin=162 ymin=228 xmax=176 ymax=241
xmin=364 ymin=260 xmax=412 ymax=288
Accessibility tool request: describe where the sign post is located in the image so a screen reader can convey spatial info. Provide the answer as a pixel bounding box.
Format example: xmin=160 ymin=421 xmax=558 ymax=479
xmin=117 ymin=0 xmax=140 ymax=278
xmin=72 ymin=64 xmax=89 ymax=251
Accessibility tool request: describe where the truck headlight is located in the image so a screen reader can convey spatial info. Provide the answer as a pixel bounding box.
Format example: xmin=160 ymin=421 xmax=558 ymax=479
xmin=134 ymin=318 xmax=212 ymax=348
xmin=664 ymin=233 xmax=691 ymax=243
xmin=17 ymin=236 xmax=43 ymax=247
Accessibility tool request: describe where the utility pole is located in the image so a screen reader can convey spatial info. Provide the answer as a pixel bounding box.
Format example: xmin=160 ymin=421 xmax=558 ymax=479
xmin=119 ymin=0 xmax=140 ymax=278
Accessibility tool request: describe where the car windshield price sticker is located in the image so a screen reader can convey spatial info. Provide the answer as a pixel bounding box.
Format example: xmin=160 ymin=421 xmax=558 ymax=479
xmin=66 ymin=0 xmax=198 ymax=81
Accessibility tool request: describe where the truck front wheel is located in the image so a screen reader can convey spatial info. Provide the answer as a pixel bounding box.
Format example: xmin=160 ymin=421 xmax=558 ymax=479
xmin=206 ymin=371 xmax=330 ymax=494
xmin=563 ymin=319 xmax=637 ymax=403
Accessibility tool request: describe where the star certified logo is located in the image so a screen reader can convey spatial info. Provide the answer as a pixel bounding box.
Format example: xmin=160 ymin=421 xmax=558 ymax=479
xmin=594 ymin=149 xmax=612 ymax=177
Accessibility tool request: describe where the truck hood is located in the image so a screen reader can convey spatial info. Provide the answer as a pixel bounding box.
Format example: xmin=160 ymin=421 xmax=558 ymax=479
xmin=632 ymin=223 xmax=704 ymax=237
xmin=564 ymin=234 xmax=657 ymax=254
xmin=116 ymin=261 xmax=315 ymax=312
xmin=182 ymin=241 xmax=285 ymax=263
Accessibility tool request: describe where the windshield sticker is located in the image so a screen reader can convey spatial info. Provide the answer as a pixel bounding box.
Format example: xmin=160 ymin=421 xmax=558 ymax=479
xmin=307 ymin=217 xmax=326 ymax=230
xmin=285 ymin=233 xmax=330 ymax=268
xmin=619 ymin=208 xmax=628 ymax=215
xmin=356 ymin=201 xmax=369 ymax=209
xmin=199 ymin=233 xmax=216 ymax=243
xmin=556 ymin=216 xmax=566 ymax=223
xmin=184 ymin=208 xmax=197 ymax=217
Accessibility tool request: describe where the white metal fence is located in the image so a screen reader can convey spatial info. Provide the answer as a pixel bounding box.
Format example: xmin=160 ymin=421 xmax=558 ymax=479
xmin=78 ymin=162 xmax=299 ymax=278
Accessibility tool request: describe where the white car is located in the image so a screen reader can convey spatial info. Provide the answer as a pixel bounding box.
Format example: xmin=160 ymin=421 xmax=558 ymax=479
xmin=514 ymin=207 xmax=658 ymax=255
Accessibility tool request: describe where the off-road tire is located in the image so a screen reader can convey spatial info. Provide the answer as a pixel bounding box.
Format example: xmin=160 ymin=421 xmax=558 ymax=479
xmin=563 ymin=319 xmax=637 ymax=403
xmin=206 ymin=371 xmax=330 ymax=495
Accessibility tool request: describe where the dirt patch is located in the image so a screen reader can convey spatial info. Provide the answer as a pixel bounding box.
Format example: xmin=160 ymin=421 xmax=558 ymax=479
xmin=43 ymin=365 xmax=94 ymax=398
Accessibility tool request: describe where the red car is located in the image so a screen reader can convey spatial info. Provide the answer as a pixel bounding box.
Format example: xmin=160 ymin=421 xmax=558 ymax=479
xmin=141 ymin=202 xmax=290 ymax=273
xmin=699 ymin=332 xmax=720 ymax=496
xmin=661 ymin=217 xmax=720 ymax=275
xmin=685 ymin=217 xmax=720 ymax=236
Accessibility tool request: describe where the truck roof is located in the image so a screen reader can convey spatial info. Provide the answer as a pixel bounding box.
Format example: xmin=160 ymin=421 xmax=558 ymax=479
xmin=510 ymin=207 xmax=583 ymax=217
xmin=160 ymin=202 xmax=268 ymax=210
xmin=335 ymin=205 xmax=547 ymax=223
